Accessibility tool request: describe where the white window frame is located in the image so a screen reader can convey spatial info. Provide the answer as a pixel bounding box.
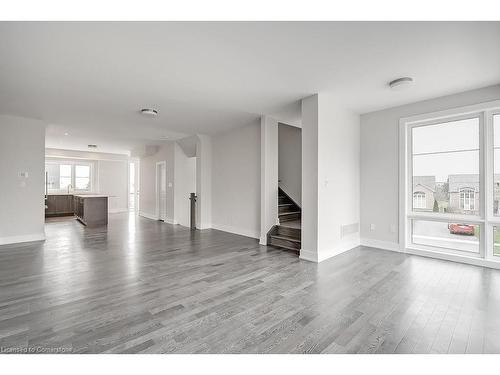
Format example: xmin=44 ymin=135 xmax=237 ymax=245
xmin=413 ymin=191 xmax=426 ymax=209
xmin=399 ymin=100 xmax=500 ymax=269
xmin=459 ymin=188 xmax=475 ymax=211
xmin=45 ymin=159 xmax=95 ymax=193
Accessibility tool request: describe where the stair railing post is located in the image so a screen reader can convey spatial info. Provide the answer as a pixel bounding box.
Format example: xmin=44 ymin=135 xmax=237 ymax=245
xmin=189 ymin=193 xmax=197 ymax=230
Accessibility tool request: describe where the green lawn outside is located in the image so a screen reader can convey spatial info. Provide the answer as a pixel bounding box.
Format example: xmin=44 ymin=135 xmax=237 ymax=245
xmin=472 ymin=225 xmax=500 ymax=256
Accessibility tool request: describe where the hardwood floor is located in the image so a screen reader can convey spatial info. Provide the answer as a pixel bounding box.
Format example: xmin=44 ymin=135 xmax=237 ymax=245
xmin=1 ymin=213 xmax=500 ymax=353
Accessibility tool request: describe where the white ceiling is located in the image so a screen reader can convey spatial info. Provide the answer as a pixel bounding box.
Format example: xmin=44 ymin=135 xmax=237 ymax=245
xmin=1 ymin=22 xmax=499 ymax=154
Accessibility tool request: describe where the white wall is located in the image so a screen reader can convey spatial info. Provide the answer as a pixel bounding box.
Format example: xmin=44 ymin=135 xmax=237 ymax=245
xmin=360 ymin=84 xmax=500 ymax=249
xmin=301 ymin=94 xmax=361 ymax=262
xmin=139 ymin=142 xmax=175 ymax=223
xmin=0 ymin=115 xmax=45 ymax=245
xmin=97 ymin=160 xmax=129 ymax=213
xmin=174 ymin=143 xmax=196 ymax=227
xmin=278 ymin=123 xmax=301 ymax=205
xmin=212 ymin=120 xmax=261 ymax=238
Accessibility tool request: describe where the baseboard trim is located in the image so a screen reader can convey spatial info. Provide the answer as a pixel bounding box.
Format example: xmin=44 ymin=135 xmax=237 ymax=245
xmin=109 ymin=208 xmax=129 ymax=214
xmin=165 ymin=218 xmax=178 ymax=225
xmin=361 ymin=238 xmax=500 ymax=270
xmin=300 ymin=238 xmax=360 ymax=263
xmin=211 ymin=223 xmax=259 ymax=239
xmin=360 ymin=238 xmax=401 ymax=252
xmin=0 ymin=232 xmax=46 ymax=246
xmin=139 ymin=211 xmax=158 ymax=221
xmin=299 ymin=249 xmax=318 ymax=262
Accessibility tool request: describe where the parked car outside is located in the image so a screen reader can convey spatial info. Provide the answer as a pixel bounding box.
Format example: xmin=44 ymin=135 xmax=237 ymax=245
xmin=448 ymin=223 xmax=475 ymax=236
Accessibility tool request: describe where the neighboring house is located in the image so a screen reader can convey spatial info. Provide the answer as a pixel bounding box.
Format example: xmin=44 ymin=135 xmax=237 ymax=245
xmin=414 ymin=174 xmax=500 ymax=215
xmin=412 ymin=176 xmax=436 ymax=211
xmin=448 ymin=174 xmax=479 ymax=215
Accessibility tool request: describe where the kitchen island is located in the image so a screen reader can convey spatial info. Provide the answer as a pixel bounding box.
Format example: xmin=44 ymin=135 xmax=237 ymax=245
xmin=74 ymin=195 xmax=108 ymax=227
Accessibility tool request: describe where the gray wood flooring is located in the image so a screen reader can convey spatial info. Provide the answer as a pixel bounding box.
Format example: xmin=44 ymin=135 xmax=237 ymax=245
xmin=1 ymin=213 xmax=500 ymax=354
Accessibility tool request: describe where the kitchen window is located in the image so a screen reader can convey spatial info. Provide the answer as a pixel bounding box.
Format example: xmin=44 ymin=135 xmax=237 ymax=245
xmin=45 ymin=160 xmax=94 ymax=193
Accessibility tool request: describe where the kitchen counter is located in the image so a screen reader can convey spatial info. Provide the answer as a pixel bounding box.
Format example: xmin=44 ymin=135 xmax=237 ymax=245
xmin=73 ymin=194 xmax=109 ymax=198
xmin=74 ymin=195 xmax=108 ymax=227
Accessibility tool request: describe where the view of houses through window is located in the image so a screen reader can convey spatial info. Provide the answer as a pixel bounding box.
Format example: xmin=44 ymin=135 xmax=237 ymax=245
xmin=408 ymin=112 xmax=500 ymax=258
xmin=410 ymin=117 xmax=482 ymax=255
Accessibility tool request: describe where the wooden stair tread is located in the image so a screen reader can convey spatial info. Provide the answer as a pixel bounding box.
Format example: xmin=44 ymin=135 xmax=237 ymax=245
xmin=270 ymin=234 xmax=301 ymax=243
xmin=278 ymin=203 xmax=294 ymax=207
xmin=268 ymin=241 xmax=300 ymax=252
xmin=279 ymin=211 xmax=301 ymax=216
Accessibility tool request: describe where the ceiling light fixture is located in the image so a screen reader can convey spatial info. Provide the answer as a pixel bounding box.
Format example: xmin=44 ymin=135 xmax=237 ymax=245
xmin=389 ymin=77 xmax=414 ymax=90
xmin=64 ymin=132 xmax=69 ymax=136
xmin=140 ymin=108 xmax=158 ymax=117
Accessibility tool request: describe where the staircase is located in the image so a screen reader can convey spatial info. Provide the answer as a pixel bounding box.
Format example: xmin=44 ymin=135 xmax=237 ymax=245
xmin=267 ymin=187 xmax=301 ymax=253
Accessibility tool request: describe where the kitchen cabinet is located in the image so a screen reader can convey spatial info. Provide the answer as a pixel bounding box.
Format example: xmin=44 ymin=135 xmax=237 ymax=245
xmin=74 ymin=195 xmax=108 ymax=227
xmin=45 ymin=195 xmax=74 ymax=217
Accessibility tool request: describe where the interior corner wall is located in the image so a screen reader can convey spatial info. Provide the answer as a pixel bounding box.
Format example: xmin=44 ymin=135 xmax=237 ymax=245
xmin=211 ymin=120 xmax=261 ymax=239
xmin=139 ymin=141 xmax=175 ymax=222
xmin=301 ymin=94 xmax=361 ymax=262
xmin=360 ymin=84 xmax=500 ymax=250
xmin=260 ymin=116 xmax=278 ymax=244
xmin=278 ymin=123 xmax=301 ymax=206
xmin=0 ymin=115 xmax=46 ymax=245
xmin=174 ymin=143 xmax=196 ymax=228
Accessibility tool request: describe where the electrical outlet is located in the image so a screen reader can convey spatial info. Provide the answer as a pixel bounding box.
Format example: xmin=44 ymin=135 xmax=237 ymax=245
xmin=370 ymin=224 xmax=376 ymax=231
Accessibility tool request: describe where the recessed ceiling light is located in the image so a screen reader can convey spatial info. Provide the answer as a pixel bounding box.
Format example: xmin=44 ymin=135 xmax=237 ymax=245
xmin=140 ymin=108 xmax=158 ymax=117
xmin=88 ymin=144 xmax=98 ymax=149
xmin=389 ymin=77 xmax=414 ymax=90
xmin=64 ymin=132 xmax=69 ymax=136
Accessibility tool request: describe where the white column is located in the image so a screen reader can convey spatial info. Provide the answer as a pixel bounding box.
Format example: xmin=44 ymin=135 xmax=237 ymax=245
xmin=300 ymin=94 xmax=360 ymax=262
xmin=300 ymin=95 xmax=320 ymax=260
xmin=260 ymin=115 xmax=279 ymax=245
xmin=196 ymin=134 xmax=212 ymax=229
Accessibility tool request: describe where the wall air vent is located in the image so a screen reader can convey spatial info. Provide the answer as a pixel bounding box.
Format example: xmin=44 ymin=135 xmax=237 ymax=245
xmin=341 ymin=223 xmax=360 ymax=238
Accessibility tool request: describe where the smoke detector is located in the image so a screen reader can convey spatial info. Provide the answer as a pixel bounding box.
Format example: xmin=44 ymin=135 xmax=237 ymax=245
xmin=140 ymin=108 xmax=158 ymax=117
xmin=389 ymin=77 xmax=414 ymax=90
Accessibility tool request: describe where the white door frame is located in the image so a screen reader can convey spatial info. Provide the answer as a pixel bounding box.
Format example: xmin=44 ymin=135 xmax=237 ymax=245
xmin=128 ymin=159 xmax=140 ymax=212
xmin=155 ymin=161 xmax=167 ymax=221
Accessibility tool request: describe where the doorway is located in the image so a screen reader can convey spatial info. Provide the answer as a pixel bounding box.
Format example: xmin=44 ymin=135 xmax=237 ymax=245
xmin=128 ymin=161 xmax=139 ymax=212
xmin=156 ymin=161 xmax=167 ymax=221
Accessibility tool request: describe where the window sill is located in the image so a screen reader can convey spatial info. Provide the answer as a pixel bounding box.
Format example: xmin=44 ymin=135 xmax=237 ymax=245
xmin=407 ymin=212 xmax=484 ymax=224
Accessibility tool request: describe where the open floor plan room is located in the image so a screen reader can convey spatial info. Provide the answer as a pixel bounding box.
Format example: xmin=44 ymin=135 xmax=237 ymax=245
xmin=1 ymin=14 xmax=500 ymax=362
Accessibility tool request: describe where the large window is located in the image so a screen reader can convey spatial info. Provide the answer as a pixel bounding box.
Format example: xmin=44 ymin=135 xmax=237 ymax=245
xmin=45 ymin=161 xmax=93 ymax=193
xmin=75 ymin=165 xmax=90 ymax=190
xmin=402 ymin=102 xmax=500 ymax=265
xmin=411 ymin=117 xmax=480 ymax=216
